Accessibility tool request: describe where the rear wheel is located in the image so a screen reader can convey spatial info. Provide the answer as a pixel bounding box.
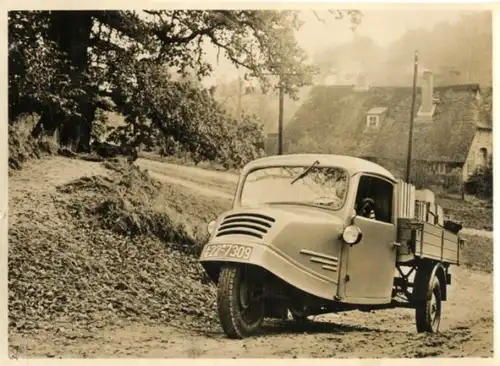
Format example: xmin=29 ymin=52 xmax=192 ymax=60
xmin=217 ymin=265 xmax=265 ymax=339
xmin=415 ymin=272 xmax=442 ymax=333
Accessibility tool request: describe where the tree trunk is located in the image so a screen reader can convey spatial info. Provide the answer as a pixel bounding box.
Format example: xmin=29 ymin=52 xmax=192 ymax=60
xmin=59 ymin=116 xmax=80 ymax=150
xmin=77 ymin=103 xmax=97 ymax=152
xmin=31 ymin=106 xmax=62 ymax=138
xmin=31 ymin=117 xmax=44 ymax=138
xmin=49 ymin=11 xmax=96 ymax=151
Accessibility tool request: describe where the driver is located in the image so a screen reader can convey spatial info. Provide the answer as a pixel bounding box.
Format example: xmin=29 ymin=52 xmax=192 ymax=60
xmin=356 ymin=198 xmax=376 ymax=220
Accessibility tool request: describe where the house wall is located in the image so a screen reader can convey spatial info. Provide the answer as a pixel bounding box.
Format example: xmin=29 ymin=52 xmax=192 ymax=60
xmin=462 ymin=129 xmax=493 ymax=181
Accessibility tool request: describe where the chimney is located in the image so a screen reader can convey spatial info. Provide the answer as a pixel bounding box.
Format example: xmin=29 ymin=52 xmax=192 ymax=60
xmin=417 ymin=69 xmax=436 ymax=122
xmin=354 ymin=72 xmax=369 ymax=91
xmin=421 ymin=70 xmax=434 ymax=112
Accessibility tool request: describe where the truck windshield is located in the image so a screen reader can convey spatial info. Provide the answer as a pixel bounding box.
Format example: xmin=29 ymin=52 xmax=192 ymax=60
xmin=240 ymin=166 xmax=348 ymax=210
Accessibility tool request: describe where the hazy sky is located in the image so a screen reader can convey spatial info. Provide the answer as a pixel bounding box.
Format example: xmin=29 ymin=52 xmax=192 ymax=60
xmin=202 ymin=8 xmax=468 ymax=86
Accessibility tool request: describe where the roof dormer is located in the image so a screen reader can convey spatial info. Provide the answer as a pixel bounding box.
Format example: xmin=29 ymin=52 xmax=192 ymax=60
xmin=365 ymin=107 xmax=388 ymax=129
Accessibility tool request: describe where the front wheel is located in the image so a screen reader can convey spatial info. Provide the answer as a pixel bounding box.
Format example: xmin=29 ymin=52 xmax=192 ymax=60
xmin=415 ymin=274 xmax=442 ymax=333
xmin=289 ymin=305 xmax=310 ymax=324
xmin=217 ymin=265 xmax=265 ymax=339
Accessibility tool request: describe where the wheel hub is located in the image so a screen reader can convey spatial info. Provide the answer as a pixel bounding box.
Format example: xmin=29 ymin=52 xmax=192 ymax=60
xmin=239 ymin=282 xmax=250 ymax=309
xmin=430 ymin=291 xmax=438 ymax=325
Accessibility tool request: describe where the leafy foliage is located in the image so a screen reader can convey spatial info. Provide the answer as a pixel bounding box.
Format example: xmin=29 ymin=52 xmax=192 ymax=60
xmin=104 ymin=58 xmax=265 ymax=168
xmin=8 ymin=12 xmax=78 ymax=126
xmin=465 ymin=159 xmax=493 ymax=199
xmin=9 ymin=9 xmax=360 ymax=161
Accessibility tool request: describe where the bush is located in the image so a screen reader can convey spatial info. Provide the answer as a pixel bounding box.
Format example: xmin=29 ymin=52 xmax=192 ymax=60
xmin=8 ymin=114 xmax=60 ymax=173
xmin=106 ymin=60 xmax=265 ymax=170
xmin=440 ymin=168 xmax=463 ymax=195
xmin=465 ymin=163 xmax=493 ymax=199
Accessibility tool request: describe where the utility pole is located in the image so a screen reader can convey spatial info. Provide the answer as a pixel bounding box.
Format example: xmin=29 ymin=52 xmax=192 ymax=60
xmin=263 ymin=27 xmax=297 ymax=156
xmin=406 ymin=50 xmax=419 ymax=183
xmin=278 ymin=65 xmax=285 ymax=155
xmin=262 ymin=65 xmax=294 ymax=156
xmin=237 ymin=74 xmax=243 ymax=120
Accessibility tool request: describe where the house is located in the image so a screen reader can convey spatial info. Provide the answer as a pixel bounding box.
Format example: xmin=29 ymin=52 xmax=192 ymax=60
xmin=280 ymin=70 xmax=492 ymax=183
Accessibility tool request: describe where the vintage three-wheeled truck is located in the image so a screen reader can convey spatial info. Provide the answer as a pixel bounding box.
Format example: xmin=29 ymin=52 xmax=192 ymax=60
xmin=199 ymin=154 xmax=464 ymax=339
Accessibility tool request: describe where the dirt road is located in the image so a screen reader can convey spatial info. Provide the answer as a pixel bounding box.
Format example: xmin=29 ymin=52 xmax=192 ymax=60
xmin=8 ymin=157 xmax=494 ymax=358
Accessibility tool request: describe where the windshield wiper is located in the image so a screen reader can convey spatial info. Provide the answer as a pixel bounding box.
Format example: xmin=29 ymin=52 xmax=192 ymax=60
xmin=290 ymin=160 xmax=320 ymax=185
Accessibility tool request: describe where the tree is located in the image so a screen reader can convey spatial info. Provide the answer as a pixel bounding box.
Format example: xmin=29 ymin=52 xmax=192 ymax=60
xmin=9 ymin=10 xmax=362 ymax=152
xmin=382 ymin=11 xmax=492 ymax=86
xmin=311 ymin=10 xmax=491 ymax=88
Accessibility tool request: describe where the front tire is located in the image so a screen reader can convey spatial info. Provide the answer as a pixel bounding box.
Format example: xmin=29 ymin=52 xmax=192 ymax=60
xmin=217 ymin=265 xmax=265 ymax=339
xmin=289 ymin=306 xmax=310 ymax=324
xmin=415 ymin=274 xmax=442 ymax=333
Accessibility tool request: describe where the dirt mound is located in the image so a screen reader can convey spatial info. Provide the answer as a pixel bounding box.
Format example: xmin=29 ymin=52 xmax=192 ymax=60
xmin=8 ymin=160 xmax=231 ymax=336
xmin=57 ymin=160 xmax=225 ymax=252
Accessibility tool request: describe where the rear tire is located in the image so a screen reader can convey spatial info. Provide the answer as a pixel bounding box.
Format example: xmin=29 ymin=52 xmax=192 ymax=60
xmin=217 ymin=265 xmax=265 ymax=339
xmin=415 ymin=274 xmax=442 ymax=333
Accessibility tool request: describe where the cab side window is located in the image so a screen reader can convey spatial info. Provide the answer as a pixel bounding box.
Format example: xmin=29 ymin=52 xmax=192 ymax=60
xmin=355 ymin=175 xmax=394 ymax=224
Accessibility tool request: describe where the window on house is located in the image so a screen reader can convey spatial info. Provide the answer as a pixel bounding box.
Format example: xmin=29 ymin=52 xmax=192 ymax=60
xmin=431 ymin=162 xmax=446 ymax=174
xmin=434 ymin=162 xmax=447 ymax=174
xmin=478 ymin=147 xmax=488 ymax=167
xmin=367 ymin=115 xmax=378 ymax=128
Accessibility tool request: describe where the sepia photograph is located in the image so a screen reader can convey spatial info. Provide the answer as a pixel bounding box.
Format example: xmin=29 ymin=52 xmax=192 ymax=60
xmin=6 ymin=1 xmax=494 ymax=359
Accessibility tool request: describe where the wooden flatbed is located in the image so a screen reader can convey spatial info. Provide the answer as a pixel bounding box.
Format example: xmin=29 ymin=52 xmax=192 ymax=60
xmin=396 ymin=218 xmax=464 ymax=265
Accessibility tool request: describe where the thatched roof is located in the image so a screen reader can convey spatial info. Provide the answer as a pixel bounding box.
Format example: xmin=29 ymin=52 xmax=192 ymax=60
xmin=285 ymin=83 xmax=490 ymax=164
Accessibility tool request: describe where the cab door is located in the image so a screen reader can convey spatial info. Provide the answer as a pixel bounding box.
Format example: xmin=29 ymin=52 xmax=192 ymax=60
xmin=344 ymin=174 xmax=397 ymax=304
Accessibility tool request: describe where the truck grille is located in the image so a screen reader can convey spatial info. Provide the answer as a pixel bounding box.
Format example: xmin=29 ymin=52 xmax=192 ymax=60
xmin=215 ymin=213 xmax=276 ymax=239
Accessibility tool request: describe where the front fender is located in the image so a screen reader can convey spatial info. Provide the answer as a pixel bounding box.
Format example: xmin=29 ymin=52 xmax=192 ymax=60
xmin=199 ymin=240 xmax=338 ymax=301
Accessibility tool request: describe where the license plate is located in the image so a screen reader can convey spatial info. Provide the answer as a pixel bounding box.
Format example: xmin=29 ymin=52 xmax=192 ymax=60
xmin=202 ymin=243 xmax=253 ymax=261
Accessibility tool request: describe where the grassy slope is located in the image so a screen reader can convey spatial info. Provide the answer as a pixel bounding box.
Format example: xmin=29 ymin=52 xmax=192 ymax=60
xmin=459 ymin=234 xmax=493 ymax=273
xmin=8 ymin=117 xmax=60 ymax=174
xmin=435 ymin=195 xmax=493 ymax=231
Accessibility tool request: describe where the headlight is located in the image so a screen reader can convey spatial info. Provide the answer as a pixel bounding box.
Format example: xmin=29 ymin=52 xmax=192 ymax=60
xmin=207 ymin=220 xmax=216 ymax=235
xmin=342 ymin=225 xmax=362 ymax=245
